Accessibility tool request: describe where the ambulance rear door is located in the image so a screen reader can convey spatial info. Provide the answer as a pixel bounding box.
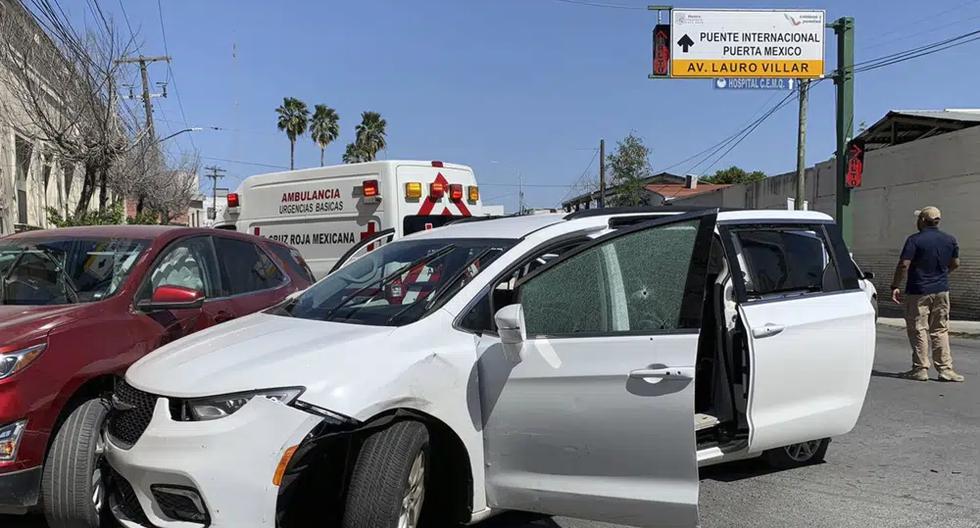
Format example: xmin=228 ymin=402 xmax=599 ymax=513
xmin=396 ymin=162 xmax=482 ymax=235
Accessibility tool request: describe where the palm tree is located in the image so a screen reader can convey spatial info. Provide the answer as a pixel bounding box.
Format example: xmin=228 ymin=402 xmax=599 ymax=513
xmin=310 ymin=104 xmax=340 ymax=166
xmin=275 ymin=97 xmax=310 ymax=170
xmin=342 ymin=142 xmax=369 ymax=164
xmin=354 ymin=111 xmax=387 ymax=161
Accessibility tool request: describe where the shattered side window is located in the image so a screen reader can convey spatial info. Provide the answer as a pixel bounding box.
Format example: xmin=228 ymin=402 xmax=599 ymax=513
xmin=615 ymin=222 xmax=697 ymax=331
xmin=521 ymin=248 xmax=609 ymax=336
xmin=519 ymin=219 xmax=700 ymax=337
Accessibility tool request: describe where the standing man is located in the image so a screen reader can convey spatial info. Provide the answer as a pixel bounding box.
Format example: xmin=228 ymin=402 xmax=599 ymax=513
xmin=891 ymin=206 xmax=965 ymax=382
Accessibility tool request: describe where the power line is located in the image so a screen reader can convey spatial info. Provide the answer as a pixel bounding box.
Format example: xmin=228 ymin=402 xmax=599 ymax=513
xmin=851 ymin=28 xmax=980 ymax=70
xmin=200 ymin=156 xmax=289 ymax=170
xmin=549 ymin=0 xmax=646 ymax=9
xmin=854 ymin=30 xmax=980 ymax=73
xmin=864 ymin=0 xmax=980 ymax=47
xmin=559 ymin=147 xmax=601 ymax=203
xmin=156 ymin=0 xmax=197 ymax=154
xmin=658 ymin=91 xmax=782 ymax=173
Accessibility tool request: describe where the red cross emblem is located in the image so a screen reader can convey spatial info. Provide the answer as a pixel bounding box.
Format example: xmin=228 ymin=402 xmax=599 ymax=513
xmin=360 ymin=221 xmax=378 ymax=251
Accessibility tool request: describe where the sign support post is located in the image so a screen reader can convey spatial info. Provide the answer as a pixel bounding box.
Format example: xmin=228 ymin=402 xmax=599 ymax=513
xmin=831 ymin=17 xmax=855 ymax=244
xmin=795 ymin=79 xmax=809 ymax=210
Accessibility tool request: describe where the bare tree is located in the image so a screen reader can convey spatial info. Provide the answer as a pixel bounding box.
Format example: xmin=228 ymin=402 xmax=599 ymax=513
xmin=0 ymin=0 xmax=144 ymax=219
xmin=108 ymin=142 xmax=201 ymax=224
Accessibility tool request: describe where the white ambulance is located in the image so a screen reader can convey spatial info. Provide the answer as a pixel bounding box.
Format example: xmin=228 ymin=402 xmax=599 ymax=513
xmin=215 ymin=160 xmax=483 ymax=278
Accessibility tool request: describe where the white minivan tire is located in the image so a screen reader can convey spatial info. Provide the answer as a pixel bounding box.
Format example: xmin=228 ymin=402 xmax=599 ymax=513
xmin=763 ymin=438 xmax=830 ymax=469
xmin=41 ymin=398 xmax=111 ymax=528
xmin=342 ymin=421 xmax=431 ymax=528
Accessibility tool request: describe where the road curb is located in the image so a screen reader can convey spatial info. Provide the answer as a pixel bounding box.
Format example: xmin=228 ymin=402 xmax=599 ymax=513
xmin=877 ymin=318 xmax=980 ymax=338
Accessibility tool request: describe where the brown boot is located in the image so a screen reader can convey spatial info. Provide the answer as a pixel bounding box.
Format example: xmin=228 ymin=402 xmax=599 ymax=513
xmin=937 ymin=369 xmax=965 ymax=382
xmin=902 ymin=368 xmax=929 ymax=381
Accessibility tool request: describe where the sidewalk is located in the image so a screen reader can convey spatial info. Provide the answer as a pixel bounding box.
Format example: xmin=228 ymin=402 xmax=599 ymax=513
xmin=878 ymin=317 xmax=980 ymax=337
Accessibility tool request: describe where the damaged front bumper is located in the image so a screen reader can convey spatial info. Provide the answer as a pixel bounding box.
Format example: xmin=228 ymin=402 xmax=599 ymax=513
xmin=105 ymin=395 xmax=323 ymax=528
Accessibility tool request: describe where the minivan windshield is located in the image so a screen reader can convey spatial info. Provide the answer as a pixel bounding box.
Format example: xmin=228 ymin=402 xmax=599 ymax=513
xmin=0 ymin=237 xmax=148 ymax=305
xmin=281 ymin=238 xmax=514 ymax=326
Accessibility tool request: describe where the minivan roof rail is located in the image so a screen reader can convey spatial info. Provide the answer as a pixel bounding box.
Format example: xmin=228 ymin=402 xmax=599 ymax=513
xmin=562 ymin=206 xmax=738 ymax=220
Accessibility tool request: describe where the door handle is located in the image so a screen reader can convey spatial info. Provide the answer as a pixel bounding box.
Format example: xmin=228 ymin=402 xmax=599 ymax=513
xmin=214 ymin=311 xmax=235 ymax=323
xmin=752 ymin=324 xmax=785 ymax=339
xmin=629 ymin=367 xmax=693 ymax=380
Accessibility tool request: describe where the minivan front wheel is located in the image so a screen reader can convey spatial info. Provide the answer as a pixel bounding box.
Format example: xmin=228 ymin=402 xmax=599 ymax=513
xmin=342 ymin=421 xmax=430 ymax=528
xmin=41 ymin=398 xmax=111 ymax=528
xmin=763 ymin=438 xmax=830 ymax=469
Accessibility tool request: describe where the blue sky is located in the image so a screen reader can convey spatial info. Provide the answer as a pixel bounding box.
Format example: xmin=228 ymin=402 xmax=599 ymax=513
xmin=63 ymin=0 xmax=980 ymax=211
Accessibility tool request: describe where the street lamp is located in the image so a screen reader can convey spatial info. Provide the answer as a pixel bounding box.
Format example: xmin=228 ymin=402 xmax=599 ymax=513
xmin=156 ymin=127 xmax=203 ymax=144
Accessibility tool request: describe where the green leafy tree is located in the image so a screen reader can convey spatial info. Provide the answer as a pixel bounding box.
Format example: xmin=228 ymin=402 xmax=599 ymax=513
xmin=342 ymin=142 xmax=370 ymax=164
xmin=310 ymin=104 xmax=340 ymax=166
xmin=354 ymin=111 xmax=387 ymax=161
xmin=606 ymin=133 xmax=653 ymax=207
xmin=45 ymin=203 xmax=124 ymax=227
xmin=275 ymin=97 xmax=310 ymax=170
xmin=701 ymin=166 xmax=767 ymax=185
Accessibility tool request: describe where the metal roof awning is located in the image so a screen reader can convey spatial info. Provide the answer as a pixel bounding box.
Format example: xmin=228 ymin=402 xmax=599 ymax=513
xmin=857 ymin=109 xmax=980 ymax=151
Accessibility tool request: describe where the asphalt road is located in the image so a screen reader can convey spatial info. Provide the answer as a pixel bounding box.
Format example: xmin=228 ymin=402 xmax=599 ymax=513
xmin=5 ymin=327 xmax=978 ymax=528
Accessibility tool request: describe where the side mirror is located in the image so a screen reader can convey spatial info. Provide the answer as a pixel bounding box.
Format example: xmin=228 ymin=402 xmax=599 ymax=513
xmin=138 ymin=285 xmax=205 ymax=312
xmin=494 ymin=304 xmax=524 ymax=345
xmin=863 ymin=271 xmax=875 ymax=280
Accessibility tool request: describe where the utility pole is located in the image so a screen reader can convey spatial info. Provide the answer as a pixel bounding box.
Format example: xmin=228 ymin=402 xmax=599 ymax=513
xmin=517 ymin=172 xmax=526 ymax=215
xmin=115 ymin=55 xmax=171 ymax=140
xmin=795 ymin=79 xmax=810 ymax=210
xmin=831 ymin=17 xmax=855 ymax=244
xmin=204 ymin=166 xmax=226 ymax=222
xmin=598 ymin=139 xmax=606 ymax=208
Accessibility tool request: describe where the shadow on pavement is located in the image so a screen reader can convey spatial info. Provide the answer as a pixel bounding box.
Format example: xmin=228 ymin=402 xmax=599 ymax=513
xmin=698 ymin=458 xmax=824 ymax=483
xmin=871 ymin=369 xmax=910 ymax=379
xmin=475 ymin=511 xmax=562 ymax=527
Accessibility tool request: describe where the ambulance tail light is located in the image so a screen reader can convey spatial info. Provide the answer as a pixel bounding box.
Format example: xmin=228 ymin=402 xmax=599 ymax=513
xmin=467 ymin=185 xmax=479 ymax=203
xmin=227 ymin=193 xmax=240 ymax=208
xmin=431 ymin=161 xmax=444 ymax=168
xmin=362 ymin=180 xmax=380 ymax=199
xmin=429 ymin=181 xmax=445 ymax=200
xmin=448 ymin=184 xmax=463 ymax=201
xmin=405 ymin=182 xmax=422 ymax=199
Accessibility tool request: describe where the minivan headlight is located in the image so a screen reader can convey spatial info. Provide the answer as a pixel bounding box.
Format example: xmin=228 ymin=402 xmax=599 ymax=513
xmin=183 ymin=388 xmax=304 ymax=421
xmin=0 ymin=344 xmax=46 ymax=380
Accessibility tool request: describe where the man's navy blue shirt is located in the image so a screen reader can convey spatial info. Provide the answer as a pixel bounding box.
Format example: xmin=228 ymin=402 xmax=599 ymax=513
xmin=901 ymin=227 xmax=959 ymax=294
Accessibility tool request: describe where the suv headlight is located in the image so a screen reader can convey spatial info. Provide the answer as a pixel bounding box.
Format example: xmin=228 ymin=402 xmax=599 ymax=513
xmin=0 ymin=344 xmax=46 ymax=380
xmin=182 ymin=388 xmax=304 ymax=421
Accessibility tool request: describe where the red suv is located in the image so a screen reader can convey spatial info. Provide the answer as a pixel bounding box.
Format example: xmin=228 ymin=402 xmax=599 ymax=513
xmin=0 ymin=225 xmax=313 ymax=523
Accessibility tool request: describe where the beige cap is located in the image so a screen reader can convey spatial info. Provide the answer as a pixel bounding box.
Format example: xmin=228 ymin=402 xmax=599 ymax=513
xmin=917 ymin=206 xmax=941 ymax=222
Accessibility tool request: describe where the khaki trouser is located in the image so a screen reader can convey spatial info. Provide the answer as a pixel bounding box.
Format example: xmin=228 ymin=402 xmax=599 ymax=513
xmin=904 ymin=291 xmax=953 ymax=371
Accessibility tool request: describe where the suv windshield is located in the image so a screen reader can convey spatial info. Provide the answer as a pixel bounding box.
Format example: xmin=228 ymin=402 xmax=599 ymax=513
xmin=0 ymin=237 xmax=148 ymax=305
xmin=282 ymin=238 xmax=514 ymax=326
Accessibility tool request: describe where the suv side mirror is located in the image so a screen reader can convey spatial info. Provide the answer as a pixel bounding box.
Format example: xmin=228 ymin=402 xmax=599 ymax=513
xmin=863 ymin=271 xmax=875 ymax=280
xmin=138 ymin=285 xmax=205 ymax=312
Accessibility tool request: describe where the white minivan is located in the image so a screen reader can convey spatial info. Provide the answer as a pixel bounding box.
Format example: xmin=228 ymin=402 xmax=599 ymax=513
xmin=100 ymin=208 xmax=875 ymax=528
xmin=216 ymin=160 xmax=484 ymax=279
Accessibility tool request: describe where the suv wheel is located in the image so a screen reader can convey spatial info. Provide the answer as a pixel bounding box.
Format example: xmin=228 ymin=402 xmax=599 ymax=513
xmin=342 ymin=421 xmax=430 ymax=528
xmin=763 ymin=438 xmax=830 ymax=469
xmin=41 ymin=399 xmax=111 ymax=528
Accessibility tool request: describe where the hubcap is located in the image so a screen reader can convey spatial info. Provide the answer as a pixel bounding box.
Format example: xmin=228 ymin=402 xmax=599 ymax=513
xmin=92 ymin=434 xmax=107 ymax=513
xmin=784 ymin=440 xmax=822 ymax=462
xmin=398 ymin=451 xmax=426 ymax=528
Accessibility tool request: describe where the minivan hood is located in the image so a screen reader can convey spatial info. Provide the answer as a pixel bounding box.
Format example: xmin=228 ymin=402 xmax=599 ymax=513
xmin=126 ymin=312 xmax=397 ymax=398
xmin=0 ymin=304 xmax=86 ymax=345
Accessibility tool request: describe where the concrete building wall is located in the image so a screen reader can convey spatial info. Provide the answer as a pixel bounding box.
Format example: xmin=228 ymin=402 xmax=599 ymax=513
xmin=674 ymin=125 xmax=980 ymax=319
